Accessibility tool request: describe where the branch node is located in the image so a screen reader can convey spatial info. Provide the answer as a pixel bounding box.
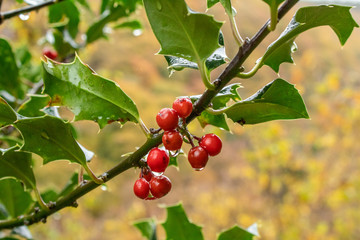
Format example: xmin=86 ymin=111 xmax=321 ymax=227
xmin=48 ymin=201 xmax=57 ymax=209
xmin=100 ymin=173 xmax=109 ymax=182
xmin=24 ymin=220 xmax=30 ymax=226
xmin=41 ymin=218 xmax=47 ymax=224
xmin=71 ymin=201 xmax=79 ymax=208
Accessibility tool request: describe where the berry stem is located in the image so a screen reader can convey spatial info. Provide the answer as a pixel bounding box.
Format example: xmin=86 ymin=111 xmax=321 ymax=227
xmin=139 ymin=118 xmax=151 ymax=138
xmin=34 ymin=188 xmax=49 ymax=211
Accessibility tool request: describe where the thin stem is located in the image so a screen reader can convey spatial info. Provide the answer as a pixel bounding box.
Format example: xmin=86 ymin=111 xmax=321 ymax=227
xmin=139 ymin=118 xmax=151 ymax=138
xmin=229 ymin=16 xmax=243 ymax=46
xmin=269 ymin=6 xmax=278 ymax=31
xmin=34 ymin=188 xmax=49 ymax=211
xmin=199 ymin=61 xmax=215 ymax=90
xmin=205 ymin=107 xmax=228 ymax=115
xmin=82 ymin=164 xmax=103 ymax=185
xmin=0 ymin=0 xmax=299 ymax=230
xmin=237 ymin=58 xmax=264 ymax=79
xmin=0 ymin=0 xmax=65 ymax=25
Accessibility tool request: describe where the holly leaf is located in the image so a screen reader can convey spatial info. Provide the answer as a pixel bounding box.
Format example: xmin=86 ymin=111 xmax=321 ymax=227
xmin=143 ymin=0 xmax=222 ymax=65
xmin=224 ymin=79 xmax=309 ymax=125
xmin=191 ymin=83 xmax=242 ymax=130
xmin=0 ymin=150 xmax=36 ymax=190
xmin=0 ymin=39 xmax=22 ymax=99
xmin=162 ymin=204 xmax=204 ymax=240
xmin=58 ymin=173 xmax=91 ymax=198
xmin=165 ymin=32 xmax=227 ymax=75
xmin=133 ymin=218 xmax=157 ymax=240
xmin=14 ymin=115 xmax=88 ymax=166
xmin=42 ymin=55 xmax=139 ymax=128
xmin=0 ymin=97 xmax=17 ymax=128
xmin=48 ymin=0 xmax=80 ymax=39
xmin=0 ymin=179 xmax=33 ymax=219
xmin=263 ymin=5 xmax=359 ymax=72
xmin=217 ymin=223 xmax=259 ymax=240
xmin=17 ymin=95 xmax=51 ymax=117
xmin=114 ymin=20 xmax=143 ymax=31
xmin=207 ymin=0 xmax=219 ymax=9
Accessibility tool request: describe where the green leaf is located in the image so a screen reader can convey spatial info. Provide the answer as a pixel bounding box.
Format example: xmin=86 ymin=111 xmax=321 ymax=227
xmin=162 ymin=204 xmax=204 ymax=240
xmin=114 ymin=20 xmax=143 ymax=30
xmin=17 ymin=95 xmax=51 ymax=117
xmin=58 ymin=173 xmax=91 ymax=198
xmin=42 ymin=55 xmax=139 ymax=128
xmin=263 ymin=5 xmax=359 ymax=72
xmin=14 ymin=115 xmax=88 ymax=165
xmin=224 ymin=79 xmax=309 ymax=125
xmin=48 ymin=0 xmax=80 ymax=39
xmin=217 ymin=224 xmax=259 ymax=240
xmin=133 ymin=218 xmax=157 ymax=240
xmin=207 ymin=0 xmax=219 ymax=9
xmin=143 ymin=0 xmax=222 ymax=64
xmin=0 ymin=97 xmax=17 ymax=128
xmin=190 ymin=83 xmax=242 ymax=130
xmin=0 ymin=150 xmax=36 ymax=190
xmin=0 ymin=203 xmax=9 ymax=220
xmin=86 ymin=4 xmax=127 ymax=44
xmin=165 ymin=32 xmax=227 ymax=75
xmin=0 ymin=39 xmax=22 ymax=99
xmin=0 ymin=179 xmax=33 ymax=219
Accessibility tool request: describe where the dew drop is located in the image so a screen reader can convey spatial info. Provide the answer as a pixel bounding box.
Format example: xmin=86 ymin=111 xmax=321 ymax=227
xmin=100 ymin=185 xmax=108 ymax=191
xmin=156 ymin=1 xmax=162 ymax=11
xmin=19 ymin=13 xmax=30 ymax=21
xmin=132 ymin=29 xmax=143 ymax=37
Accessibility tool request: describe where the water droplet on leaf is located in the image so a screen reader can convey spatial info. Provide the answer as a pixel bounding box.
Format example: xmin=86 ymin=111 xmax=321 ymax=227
xmin=100 ymin=185 xmax=107 ymax=191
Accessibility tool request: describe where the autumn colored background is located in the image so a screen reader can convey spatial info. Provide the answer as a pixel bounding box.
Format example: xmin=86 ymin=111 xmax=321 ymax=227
xmin=1 ymin=1 xmax=360 ymax=239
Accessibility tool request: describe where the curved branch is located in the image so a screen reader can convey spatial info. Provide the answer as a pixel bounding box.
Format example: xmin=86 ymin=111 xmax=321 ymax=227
xmin=0 ymin=0 xmax=299 ymax=230
xmin=0 ymin=0 xmax=65 ymax=25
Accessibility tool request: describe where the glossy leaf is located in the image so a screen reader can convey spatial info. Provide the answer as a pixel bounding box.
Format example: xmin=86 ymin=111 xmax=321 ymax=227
xmin=86 ymin=3 xmax=128 ymax=44
xmin=263 ymin=5 xmax=359 ymax=72
xmin=162 ymin=204 xmax=204 ymax=240
xmin=15 ymin=115 xmax=88 ymax=165
xmin=133 ymin=218 xmax=157 ymax=240
xmin=48 ymin=0 xmax=80 ymax=39
xmin=165 ymin=32 xmax=227 ymax=75
xmin=207 ymin=0 xmax=219 ymax=9
xmin=191 ymin=83 xmax=242 ymax=130
xmin=58 ymin=173 xmax=91 ymax=198
xmin=0 ymin=179 xmax=33 ymax=219
xmin=0 ymin=39 xmax=22 ymax=98
xmin=217 ymin=224 xmax=259 ymax=240
xmin=42 ymin=55 xmax=139 ymax=128
xmin=17 ymin=95 xmax=51 ymax=117
xmin=0 ymin=203 xmax=8 ymax=220
xmin=114 ymin=20 xmax=143 ymax=30
xmin=143 ymin=0 xmax=222 ymax=64
xmin=0 ymin=150 xmax=36 ymax=190
xmin=0 ymin=97 xmax=17 ymax=128
xmin=224 ymin=79 xmax=309 ymax=125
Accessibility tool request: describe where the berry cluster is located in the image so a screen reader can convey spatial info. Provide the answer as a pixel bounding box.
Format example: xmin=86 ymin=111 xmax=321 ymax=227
xmin=133 ymin=97 xmax=222 ymax=200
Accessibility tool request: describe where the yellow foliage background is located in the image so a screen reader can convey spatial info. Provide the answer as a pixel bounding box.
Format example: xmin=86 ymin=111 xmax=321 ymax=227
xmin=1 ymin=1 xmax=360 ymax=239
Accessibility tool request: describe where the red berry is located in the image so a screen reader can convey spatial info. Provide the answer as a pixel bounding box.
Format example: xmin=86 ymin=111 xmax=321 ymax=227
xmin=150 ymin=175 xmax=172 ymax=198
xmin=172 ymin=97 xmax=193 ymax=118
xmin=156 ymin=108 xmax=179 ymax=131
xmin=140 ymin=168 xmax=153 ymax=182
xmin=133 ymin=178 xmax=150 ymax=199
xmin=188 ymin=146 xmax=209 ymax=171
xmin=147 ymin=148 xmax=169 ymax=173
xmin=162 ymin=130 xmax=183 ymax=151
xmin=199 ymin=134 xmax=222 ymax=156
xmin=43 ymin=48 xmax=58 ymax=60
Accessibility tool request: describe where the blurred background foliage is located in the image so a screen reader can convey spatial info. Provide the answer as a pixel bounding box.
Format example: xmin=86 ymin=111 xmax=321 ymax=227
xmin=1 ymin=0 xmax=360 ymax=239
